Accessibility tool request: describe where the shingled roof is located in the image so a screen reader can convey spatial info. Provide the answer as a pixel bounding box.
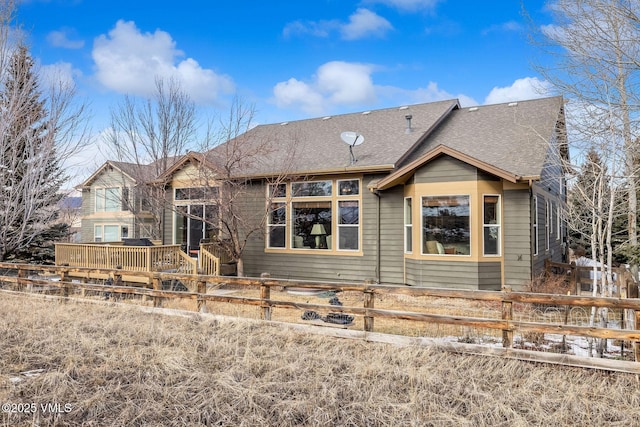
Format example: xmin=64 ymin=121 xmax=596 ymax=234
xmin=80 ymin=157 xmax=182 ymax=188
xmin=205 ymin=99 xmax=460 ymax=178
xmin=401 ymin=97 xmax=564 ymax=177
xmin=373 ymin=96 xmax=565 ymax=190
xmin=202 ymin=96 xmax=564 ymax=184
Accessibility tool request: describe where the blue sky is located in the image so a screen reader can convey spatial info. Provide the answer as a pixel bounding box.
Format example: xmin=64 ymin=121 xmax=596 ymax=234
xmin=18 ymin=0 xmax=553 ymax=182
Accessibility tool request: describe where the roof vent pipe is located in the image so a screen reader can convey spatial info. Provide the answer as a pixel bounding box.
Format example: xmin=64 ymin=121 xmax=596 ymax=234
xmin=405 ymin=114 xmax=413 ymax=134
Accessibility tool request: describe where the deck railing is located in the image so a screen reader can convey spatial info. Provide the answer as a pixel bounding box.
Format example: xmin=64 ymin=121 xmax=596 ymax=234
xmin=55 ymin=243 xmax=199 ymax=274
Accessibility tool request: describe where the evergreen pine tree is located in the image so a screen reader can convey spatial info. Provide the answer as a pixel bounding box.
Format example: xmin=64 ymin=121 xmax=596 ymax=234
xmin=0 ymin=45 xmax=66 ymax=261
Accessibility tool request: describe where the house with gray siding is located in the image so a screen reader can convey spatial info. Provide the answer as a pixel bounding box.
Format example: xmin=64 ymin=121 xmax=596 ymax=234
xmin=82 ymin=96 xmax=568 ymax=290
xmin=79 ymin=161 xmax=160 ymax=243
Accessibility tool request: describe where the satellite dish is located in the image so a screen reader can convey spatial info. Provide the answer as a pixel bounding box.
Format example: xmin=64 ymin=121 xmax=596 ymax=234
xmin=340 ymin=131 xmax=364 ymax=165
xmin=340 ymin=131 xmax=364 ymax=146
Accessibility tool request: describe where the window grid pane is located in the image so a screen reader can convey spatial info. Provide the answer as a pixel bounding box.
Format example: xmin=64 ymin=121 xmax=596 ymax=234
xmin=483 ymin=195 xmax=500 ymax=256
xmin=404 ymin=198 xmax=412 ymax=253
xmin=338 ymin=201 xmax=359 ymax=250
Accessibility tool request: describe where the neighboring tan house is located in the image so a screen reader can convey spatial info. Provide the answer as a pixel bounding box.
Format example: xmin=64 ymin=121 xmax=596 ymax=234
xmin=81 ymin=96 xmax=568 ymax=290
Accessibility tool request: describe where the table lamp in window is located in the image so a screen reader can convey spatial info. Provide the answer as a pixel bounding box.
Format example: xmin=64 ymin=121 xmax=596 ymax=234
xmin=310 ymin=223 xmax=327 ymax=249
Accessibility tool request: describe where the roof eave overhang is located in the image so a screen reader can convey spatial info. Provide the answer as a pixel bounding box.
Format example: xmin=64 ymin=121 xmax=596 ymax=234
xmin=372 ymin=145 xmax=521 ymax=191
xmin=235 ymin=164 xmax=396 ymax=181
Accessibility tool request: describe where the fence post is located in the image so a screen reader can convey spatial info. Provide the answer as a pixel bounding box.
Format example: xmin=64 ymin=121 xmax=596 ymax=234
xmin=260 ymin=273 xmax=271 ymax=321
xmin=196 ymin=279 xmax=207 ymax=313
xmin=364 ymin=280 xmax=375 ymax=332
xmin=501 ymin=286 xmax=513 ymax=348
xmin=571 ymin=262 xmax=579 ymax=295
xmin=80 ymin=275 xmax=87 ymax=298
xmin=152 ymin=276 xmax=162 ymax=308
xmin=17 ymin=267 xmax=26 ymax=292
xmin=60 ymin=269 xmax=69 ymax=300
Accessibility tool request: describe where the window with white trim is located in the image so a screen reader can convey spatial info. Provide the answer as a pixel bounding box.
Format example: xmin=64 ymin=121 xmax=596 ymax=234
xmin=404 ymin=197 xmax=412 ymax=253
xmin=555 ymin=202 xmax=560 ymax=240
xmin=267 ymin=183 xmax=287 ymax=249
xmin=483 ymin=195 xmax=500 ymax=256
xmin=94 ymin=224 xmax=123 ymax=242
xmin=545 ymin=199 xmax=550 ymax=251
xmin=95 ymin=187 xmax=121 ymax=212
xmin=533 ymin=196 xmax=539 ymax=256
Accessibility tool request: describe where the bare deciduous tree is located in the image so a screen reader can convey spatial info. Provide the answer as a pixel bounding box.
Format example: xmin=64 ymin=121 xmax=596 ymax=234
xmin=527 ymin=0 xmax=640 ymax=356
xmin=529 ymin=0 xmax=640 ymax=274
xmin=177 ymin=98 xmax=298 ymax=277
xmin=104 ymin=77 xmax=198 ymax=239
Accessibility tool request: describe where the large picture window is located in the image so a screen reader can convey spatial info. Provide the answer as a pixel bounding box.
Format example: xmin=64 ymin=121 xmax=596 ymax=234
xmin=293 ymin=201 xmax=332 ymax=249
xmin=483 ymin=195 xmax=500 ymax=256
xmin=422 ymin=195 xmax=470 ymax=255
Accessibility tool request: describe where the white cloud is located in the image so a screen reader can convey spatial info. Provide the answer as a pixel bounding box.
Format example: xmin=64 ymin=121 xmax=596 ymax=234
xmin=341 ymin=9 xmax=393 ymax=40
xmin=378 ymin=81 xmax=478 ymax=107
xmin=273 ymin=61 xmax=376 ymax=114
xmin=365 ymin=0 xmax=441 ymax=12
xmin=92 ymin=20 xmax=234 ymax=104
xmin=40 ymin=61 xmax=81 ymax=89
xmin=283 ymin=20 xmax=339 ymax=38
xmin=484 ymin=77 xmax=552 ymax=104
xmin=481 ymin=20 xmax=523 ymax=36
xmin=46 ymin=28 xmax=84 ymax=49
xmin=283 ymin=8 xmax=392 ymax=40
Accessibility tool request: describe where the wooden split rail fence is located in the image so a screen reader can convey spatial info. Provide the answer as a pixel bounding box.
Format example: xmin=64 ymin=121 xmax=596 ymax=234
xmin=2 ymin=262 xmax=640 ymax=373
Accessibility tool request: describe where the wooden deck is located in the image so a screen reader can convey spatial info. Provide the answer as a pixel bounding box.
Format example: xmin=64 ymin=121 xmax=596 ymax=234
xmin=54 ymin=243 xmax=221 ymax=279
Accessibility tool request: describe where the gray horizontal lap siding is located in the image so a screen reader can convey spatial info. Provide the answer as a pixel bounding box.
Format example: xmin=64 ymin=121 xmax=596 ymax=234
xmin=503 ymin=189 xmax=532 ymax=290
xmin=80 ymin=170 xmax=135 ymax=242
xmin=532 ymin=186 xmax=564 ymax=277
xmin=413 ymin=155 xmax=479 ymax=183
xmin=378 ymin=186 xmax=405 ymax=284
xmin=405 ymin=259 xmax=501 ymax=290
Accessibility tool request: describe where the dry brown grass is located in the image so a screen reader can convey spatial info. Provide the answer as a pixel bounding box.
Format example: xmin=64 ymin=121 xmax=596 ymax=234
xmin=1 ymin=292 xmax=639 ymax=426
